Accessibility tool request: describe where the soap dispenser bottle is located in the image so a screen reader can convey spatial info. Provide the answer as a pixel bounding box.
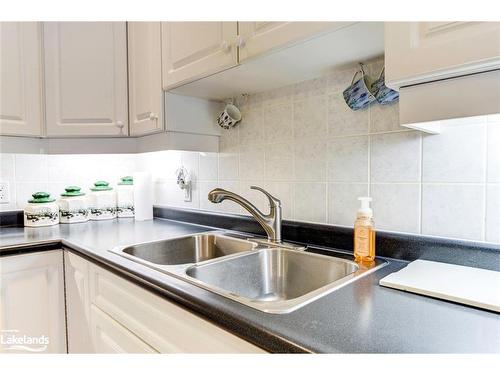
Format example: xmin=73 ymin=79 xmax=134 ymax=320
xmin=354 ymin=197 xmax=375 ymax=263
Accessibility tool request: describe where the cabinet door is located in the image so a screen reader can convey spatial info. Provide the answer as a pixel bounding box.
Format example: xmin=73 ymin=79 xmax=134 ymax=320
xmin=64 ymin=251 xmax=94 ymax=353
xmin=385 ymin=22 xmax=500 ymax=88
xmin=238 ymin=22 xmax=340 ymax=62
xmin=89 ymin=261 xmax=265 ymax=353
xmin=161 ymin=22 xmax=238 ymax=89
xmin=89 ymin=305 xmax=157 ymax=353
xmin=128 ymin=22 xmax=163 ymax=136
xmin=0 ymin=250 xmax=66 ymax=353
xmin=0 ymin=22 xmax=43 ymax=136
xmin=43 ymin=22 xmax=128 ymax=137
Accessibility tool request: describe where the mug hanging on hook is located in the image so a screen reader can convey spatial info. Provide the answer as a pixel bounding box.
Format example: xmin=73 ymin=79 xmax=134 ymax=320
xmin=370 ymin=67 xmax=399 ymax=105
xmin=217 ymin=98 xmax=242 ymax=130
xmin=342 ymin=63 xmax=377 ymax=111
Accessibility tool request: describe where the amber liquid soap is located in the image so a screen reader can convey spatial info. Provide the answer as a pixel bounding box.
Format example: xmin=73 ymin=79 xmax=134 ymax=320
xmin=354 ymin=197 xmax=375 ymax=263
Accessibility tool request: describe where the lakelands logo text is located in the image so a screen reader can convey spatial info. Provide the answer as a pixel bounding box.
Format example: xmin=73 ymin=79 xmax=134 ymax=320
xmin=1 ymin=330 xmax=49 ymax=352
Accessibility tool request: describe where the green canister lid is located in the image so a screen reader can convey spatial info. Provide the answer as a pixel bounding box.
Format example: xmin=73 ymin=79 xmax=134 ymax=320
xmin=28 ymin=192 xmax=55 ymax=203
xmin=118 ymin=176 xmax=133 ymax=185
xmin=61 ymin=186 xmax=85 ymax=197
xmin=90 ymin=181 xmax=113 ymax=191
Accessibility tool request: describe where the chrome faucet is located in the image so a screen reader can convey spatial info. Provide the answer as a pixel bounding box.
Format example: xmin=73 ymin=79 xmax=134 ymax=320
xmin=208 ymin=186 xmax=282 ymax=244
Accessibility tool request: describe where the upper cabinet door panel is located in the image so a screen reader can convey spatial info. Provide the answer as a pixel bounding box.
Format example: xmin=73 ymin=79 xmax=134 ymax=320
xmin=238 ymin=22 xmax=343 ymax=62
xmin=385 ymin=22 xmax=500 ymax=88
xmin=44 ymin=22 xmax=128 ymax=137
xmin=0 ymin=22 xmax=43 ymax=136
xmin=128 ymin=22 xmax=163 ymax=136
xmin=161 ymin=22 xmax=238 ymax=89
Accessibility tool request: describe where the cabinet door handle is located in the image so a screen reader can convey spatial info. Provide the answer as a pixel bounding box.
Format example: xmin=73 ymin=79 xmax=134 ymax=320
xmin=221 ymin=41 xmax=231 ymax=52
xmin=149 ymin=112 xmax=159 ymax=121
xmin=115 ymin=121 xmax=125 ymax=135
xmin=235 ymin=35 xmax=245 ymax=48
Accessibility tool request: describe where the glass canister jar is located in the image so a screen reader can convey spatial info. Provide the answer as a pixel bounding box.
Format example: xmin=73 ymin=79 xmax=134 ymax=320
xmin=88 ymin=181 xmax=117 ymax=220
xmin=57 ymin=186 xmax=89 ymax=224
xmin=24 ymin=192 xmax=59 ymax=227
xmin=116 ymin=176 xmax=134 ymax=218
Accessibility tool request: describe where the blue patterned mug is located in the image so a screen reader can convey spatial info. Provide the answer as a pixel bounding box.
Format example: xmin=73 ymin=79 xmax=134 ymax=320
xmin=343 ymin=66 xmax=376 ymax=111
xmin=370 ymin=67 xmax=399 ymax=105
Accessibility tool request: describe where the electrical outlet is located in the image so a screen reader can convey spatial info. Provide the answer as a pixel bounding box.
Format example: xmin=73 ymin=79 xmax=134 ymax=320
xmin=0 ymin=182 xmax=10 ymax=204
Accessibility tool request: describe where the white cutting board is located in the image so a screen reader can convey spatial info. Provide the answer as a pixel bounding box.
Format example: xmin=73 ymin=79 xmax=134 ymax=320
xmin=379 ymin=260 xmax=500 ymax=313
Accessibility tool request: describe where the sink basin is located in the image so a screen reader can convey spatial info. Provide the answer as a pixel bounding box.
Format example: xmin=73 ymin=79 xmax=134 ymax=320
xmin=111 ymin=232 xmax=386 ymax=314
xmin=185 ymin=248 xmax=384 ymax=313
xmin=117 ymin=233 xmax=257 ymax=266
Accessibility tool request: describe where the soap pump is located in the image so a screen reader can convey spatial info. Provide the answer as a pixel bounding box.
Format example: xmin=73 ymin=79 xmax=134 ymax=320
xmin=354 ymin=197 xmax=375 ymax=263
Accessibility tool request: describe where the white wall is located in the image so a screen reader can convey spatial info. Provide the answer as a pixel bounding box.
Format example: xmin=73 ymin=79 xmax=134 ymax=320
xmin=1 ymin=59 xmax=499 ymax=245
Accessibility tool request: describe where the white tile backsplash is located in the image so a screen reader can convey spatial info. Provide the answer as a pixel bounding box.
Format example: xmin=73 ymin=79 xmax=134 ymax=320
xmin=371 ymin=183 xmax=421 ymax=234
xmin=327 ymin=136 xmax=369 ymax=182
xmin=2 ymin=59 xmax=498 ymax=245
xmin=486 ymin=185 xmax=500 ymax=243
xmin=422 ymin=184 xmax=485 ymax=241
xmin=422 ymin=124 xmax=486 ymax=183
xmin=371 ymin=131 xmax=421 ymax=183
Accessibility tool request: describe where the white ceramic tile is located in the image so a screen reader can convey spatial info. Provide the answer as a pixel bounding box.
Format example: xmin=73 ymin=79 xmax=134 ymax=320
xmin=371 ymin=184 xmax=421 ymax=233
xmin=328 ymin=183 xmax=368 ymax=226
xmin=153 ymin=178 xmax=200 ymax=209
xmin=180 ymin=151 xmax=199 ymax=181
xmin=15 ymin=154 xmax=48 ymax=182
xmin=265 ymin=142 xmax=294 ymax=181
xmin=218 ymin=150 xmax=239 ymax=180
xmin=326 ymin=67 xmax=357 ymax=94
xmin=239 ymin=107 xmax=265 ymax=145
xmin=369 ymin=101 xmax=401 ymax=133
xmin=328 ymin=93 xmax=369 ymax=136
xmin=486 ymin=185 xmax=500 ymax=243
xmin=293 ymin=76 xmax=327 ymax=100
xmin=423 ymin=124 xmax=486 ymax=183
xmin=294 ymin=138 xmax=327 ymax=182
xmin=262 ymin=181 xmax=294 ymax=219
xmin=264 ymin=102 xmax=293 ymax=143
xmin=371 ymin=131 xmax=421 ymax=182
xmin=327 ymin=136 xmax=368 ymax=182
xmin=487 ymin=123 xmax=500 ymax=183
xmin=0 ymin=154 xmax=15 ymax=180
xmin=293 ymin=97 xmax=327 ymax=139
xmin=219 ymin=126 xmax=239 ymax=152
xmin=198 ymin=152 xmax=218 ymax=180
xmin=239 ymin=144 xmax=265 ymax=180
xmin=261 ymin=84 xmax=294 ymax=107
xmin=16 ymin=182 xmax=49 ymax=209
xmin=293 ymin=183 xmax=327 ymax=223
xmin=238 ymin=180 xmax=267 ymax=215
xmin=422 ymin=184 xmax=485 ymax=241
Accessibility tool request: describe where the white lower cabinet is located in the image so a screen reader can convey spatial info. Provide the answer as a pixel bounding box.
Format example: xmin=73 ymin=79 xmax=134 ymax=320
xmin=66 ymin=250 xmax=265 ymax=353
xmin=0 ymin=250 xmax=67 ymax=353
xmin=89 ymin=304 xmax=157 ymax=353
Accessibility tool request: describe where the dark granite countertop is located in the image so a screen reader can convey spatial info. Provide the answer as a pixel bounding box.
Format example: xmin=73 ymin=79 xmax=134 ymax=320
xmin=1 ymin=218 xmax=499 ymax=353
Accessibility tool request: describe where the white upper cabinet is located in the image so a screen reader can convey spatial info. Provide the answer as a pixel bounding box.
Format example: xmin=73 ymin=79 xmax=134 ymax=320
xmin=238 ymin=22 xmax=340 ymax=61
xmin=0 ymin=22 xmax=43 ymax=136
xmin=385 ymin=22 xmax=500 ymax=89
xmin=43 ymin=22 xmax=128 ymax=137
xmin=128 ymin=22 xmax=164 ymax=136
xmin=161 ymin=22 xmax=238 ymax=89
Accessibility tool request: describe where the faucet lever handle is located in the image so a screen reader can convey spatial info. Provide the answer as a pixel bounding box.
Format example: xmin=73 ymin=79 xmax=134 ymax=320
xmin=250 ymin=186 xmax=281 ymax=207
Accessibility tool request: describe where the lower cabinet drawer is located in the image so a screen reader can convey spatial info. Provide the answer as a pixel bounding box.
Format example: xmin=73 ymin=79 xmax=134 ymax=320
xmin=89 ymin=263 xmax=265 ymax=353
xmin=90 ymin=304 xmax=158 ymax=353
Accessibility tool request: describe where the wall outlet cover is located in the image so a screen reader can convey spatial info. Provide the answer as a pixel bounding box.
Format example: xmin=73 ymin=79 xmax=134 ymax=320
xmin=0 ymin=182 xmax=10 ymax=203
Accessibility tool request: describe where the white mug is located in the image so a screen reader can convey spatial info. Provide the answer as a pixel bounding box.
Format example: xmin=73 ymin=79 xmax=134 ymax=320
xmin=217 ymin=104 xmax=242 ymax=129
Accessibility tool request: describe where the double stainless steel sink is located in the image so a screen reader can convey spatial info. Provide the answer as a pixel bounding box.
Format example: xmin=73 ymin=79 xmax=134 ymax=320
xmin=111 ymin=232 xmax=385 ymax=314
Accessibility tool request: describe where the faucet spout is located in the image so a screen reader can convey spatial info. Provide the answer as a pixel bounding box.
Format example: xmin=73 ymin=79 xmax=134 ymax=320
xmin=208 ymin=186 xmax=282 ymax=243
